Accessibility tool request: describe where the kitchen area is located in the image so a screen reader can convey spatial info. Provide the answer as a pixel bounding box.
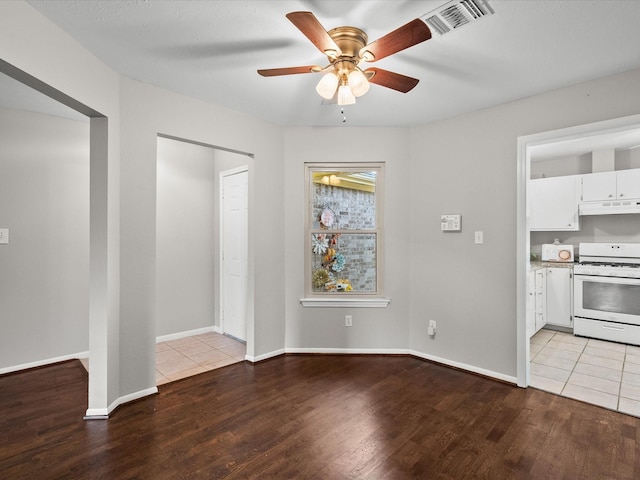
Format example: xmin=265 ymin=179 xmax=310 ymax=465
xmin=528 ymin=129 xmax=640 ymax=416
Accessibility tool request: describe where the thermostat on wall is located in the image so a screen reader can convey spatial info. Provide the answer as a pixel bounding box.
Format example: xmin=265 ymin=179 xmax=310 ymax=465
xmin=441 ymin=214 xmax=461 ymax=231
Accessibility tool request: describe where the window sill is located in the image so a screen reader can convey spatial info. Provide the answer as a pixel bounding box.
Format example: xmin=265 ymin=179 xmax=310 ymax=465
xmin=300 ymin=297 xmax=391 ymax=308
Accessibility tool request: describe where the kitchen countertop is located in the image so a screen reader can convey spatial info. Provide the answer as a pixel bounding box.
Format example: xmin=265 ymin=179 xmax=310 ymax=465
xmin=530 ymin=261 xmax=575 ymax=271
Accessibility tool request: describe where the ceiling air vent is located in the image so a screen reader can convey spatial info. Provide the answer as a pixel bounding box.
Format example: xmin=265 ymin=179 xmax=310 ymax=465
xmin=421 ymin=0 xmax=495 ymax=36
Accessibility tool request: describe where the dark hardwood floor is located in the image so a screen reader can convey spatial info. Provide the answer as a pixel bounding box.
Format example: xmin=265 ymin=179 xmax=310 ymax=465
xmin=2 ymin=355 xmax=640 ymax=479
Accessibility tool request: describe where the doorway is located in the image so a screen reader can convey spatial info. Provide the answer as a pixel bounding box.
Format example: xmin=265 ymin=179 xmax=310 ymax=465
xmin=155 ymin=136 xmax=249 ymax=383
xmin=0 ymin=60 xmax=109 ymax=418
xmin=517 ymin=113 xmax=640 ymax=391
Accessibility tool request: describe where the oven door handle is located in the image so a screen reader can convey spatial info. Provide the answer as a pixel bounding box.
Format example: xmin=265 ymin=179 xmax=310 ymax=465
xmin=601 ymin=324 xmax=625 ymax=331
xmin=575 ymin=275 xmax=640 ymax=286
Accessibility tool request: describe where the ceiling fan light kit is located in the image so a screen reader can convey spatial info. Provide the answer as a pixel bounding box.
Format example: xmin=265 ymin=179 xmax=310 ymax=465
xmin=348 ymin=68 xmax=369 ymax=97
xmin=258 ymin=11 xmax=432 ymax=106
xmin=337 ymin=84 xmax=356 ymax=106
xmin=316 ymin=72 xmax=339 ymax=99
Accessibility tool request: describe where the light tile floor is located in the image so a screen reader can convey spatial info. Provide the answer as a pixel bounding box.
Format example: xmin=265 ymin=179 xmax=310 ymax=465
xmin=156 ymin=332 xmax=246 ymax=385
xmin=530 ymin=329 xmax=640 ymax=417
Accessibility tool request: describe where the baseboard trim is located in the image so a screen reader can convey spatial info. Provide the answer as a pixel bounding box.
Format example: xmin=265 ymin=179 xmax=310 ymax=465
xmin=286 ymin=347 xmax=409 ymax=355
xmin=408 ymin=349 xmax=517 ymax=385
xmin=156 ymin=326 xmax=217 ymax=343
xmin=0 ymin=350 xmax=90 ymax=375
xmin=84 ymin=386 xmax=158 ymax=420
xmin=258 ymin=347 xmax=517 ymax=385
xmin=245 ymin=348 xmax=286 ymax=363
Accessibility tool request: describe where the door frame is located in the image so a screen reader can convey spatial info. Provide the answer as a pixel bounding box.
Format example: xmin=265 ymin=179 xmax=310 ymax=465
xmin=516 ymin=113 xmax=640 ymax=388
xmin=0 ymin=59 xmax=113 ymax=418
xmin=219 ymin=165 xmax=249 ymax=342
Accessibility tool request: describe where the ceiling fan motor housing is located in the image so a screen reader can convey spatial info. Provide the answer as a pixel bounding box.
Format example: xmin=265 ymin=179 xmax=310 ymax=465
xmin=327 ymin=26 xmax=368 ymax=60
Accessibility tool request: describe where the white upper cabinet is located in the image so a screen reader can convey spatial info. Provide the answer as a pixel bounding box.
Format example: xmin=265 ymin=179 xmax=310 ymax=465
xmin=616 ymin=169 xmax=640 ymax=199
xmin=530 ymin=175 xmax=581 ymax=231
xmin=582 ymin=168 xmax=640 ymax=201
xmin=581 ymin=171 xmax=616 ymax=201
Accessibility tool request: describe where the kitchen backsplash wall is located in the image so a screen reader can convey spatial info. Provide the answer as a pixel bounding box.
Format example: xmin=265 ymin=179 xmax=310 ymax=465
xmin=531 ymin=214 xmax=640 ymax=258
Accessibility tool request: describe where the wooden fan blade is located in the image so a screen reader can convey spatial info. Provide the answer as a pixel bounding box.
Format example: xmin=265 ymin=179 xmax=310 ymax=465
xmin=258 ymin=66 xmax=320 ymax=77
xmin=286 ymin=11 xmax=342 ymax=57
xmin=365 ymin=68 xmax=419 ymax=93
xmin=360 ymin=18 xmax=431 ymax=62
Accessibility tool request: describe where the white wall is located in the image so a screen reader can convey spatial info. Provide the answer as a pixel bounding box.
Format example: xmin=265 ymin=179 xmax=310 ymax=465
xmin=0 ymin=107 xmax=89 ymax=369
xmin=0 ymin=2 xmax=272 ymax=413
xmin=283 ymin=127 xmax=412 ymax=352
xmin=156 ymin=137 xmax=217 ymax=337
xmin=1 ymin=2 xmax=285 ymax=411
xmin=0 ymin=0 xmax=121 ymax=415
xmin=532 ymin=148 xmax=640 ymax=179
xmin=409 ymin=67 xmax=640 ymax=380
xmin=118 ymin=76 xmax=285 ymax=394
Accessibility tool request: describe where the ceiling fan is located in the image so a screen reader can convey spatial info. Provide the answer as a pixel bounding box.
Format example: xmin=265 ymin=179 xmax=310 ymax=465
xmin=257 ymin=11 xmax=432 ymax=105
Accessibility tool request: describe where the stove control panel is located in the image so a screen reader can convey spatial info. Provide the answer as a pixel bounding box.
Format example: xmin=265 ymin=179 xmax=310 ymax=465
xmin=574 ymin=265 xmax=640 ymax=279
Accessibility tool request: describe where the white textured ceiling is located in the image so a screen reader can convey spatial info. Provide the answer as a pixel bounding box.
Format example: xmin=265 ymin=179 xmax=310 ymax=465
xmin=14 ymin=0 xmax=640 ymax=128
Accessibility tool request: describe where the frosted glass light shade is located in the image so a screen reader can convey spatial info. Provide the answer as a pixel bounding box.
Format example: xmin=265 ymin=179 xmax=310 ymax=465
xmin=316 ymin=73 xmax=339 ymax=99
xmin=337 ymin=85 xmax=356 ymax=105
xmin=348 ymin=69 xmax=370 ymax=97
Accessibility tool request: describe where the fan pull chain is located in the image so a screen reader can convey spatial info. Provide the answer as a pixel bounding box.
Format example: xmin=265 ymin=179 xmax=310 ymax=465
xmin=341 ymin=107 xmax=347 ymax=123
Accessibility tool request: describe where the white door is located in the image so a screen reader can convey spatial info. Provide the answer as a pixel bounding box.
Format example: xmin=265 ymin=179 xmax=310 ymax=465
xmin=221 ymin=168 xmax=248 ymax=341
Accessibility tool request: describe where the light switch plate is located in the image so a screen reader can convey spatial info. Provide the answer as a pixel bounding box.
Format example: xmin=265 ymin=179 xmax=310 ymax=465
xmin=0 ymin=228 xmax=8 ymax=245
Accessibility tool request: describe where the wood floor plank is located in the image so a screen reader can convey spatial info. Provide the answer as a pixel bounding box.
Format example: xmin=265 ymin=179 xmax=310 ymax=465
xmin=2 ymin=355 xmax=640 ymax=479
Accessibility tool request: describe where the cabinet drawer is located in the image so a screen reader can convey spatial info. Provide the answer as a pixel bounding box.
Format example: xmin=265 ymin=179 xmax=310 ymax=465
xmin=574 ymin=318 xmax=640 ymax=346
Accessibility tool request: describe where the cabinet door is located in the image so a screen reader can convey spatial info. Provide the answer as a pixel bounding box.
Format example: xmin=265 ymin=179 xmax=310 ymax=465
xmin=581 ymin=171 xmax=616 ymax=201
xmin=616 ymin=169 xmax=640 ymax=199
xmin=546 ymin=267 xmax=572 ymax=328
xmin=527 ymin=271 xmax=535 ymax=338
xmin=534 ymin=269 xmax=546 ymax=331
xmin=530 ymin=176 xmax=580 ymax=231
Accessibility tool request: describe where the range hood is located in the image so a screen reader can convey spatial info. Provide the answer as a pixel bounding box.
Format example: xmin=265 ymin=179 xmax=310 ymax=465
xmin=579 ymin=199 xmax=640 ymax=216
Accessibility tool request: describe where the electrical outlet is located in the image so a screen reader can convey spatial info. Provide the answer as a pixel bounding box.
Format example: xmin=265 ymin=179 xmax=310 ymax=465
xmin=428 ymin=319 xmax=436 ymax=336
xmin=345 ymin=315 xmax=353 ymax=327
xmin=474 ymin=231 xmax=484 ymax=244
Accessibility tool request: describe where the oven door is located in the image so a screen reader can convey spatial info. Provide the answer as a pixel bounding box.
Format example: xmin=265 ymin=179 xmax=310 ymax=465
xmin=574 ymin=274 xmax=640 ymax=325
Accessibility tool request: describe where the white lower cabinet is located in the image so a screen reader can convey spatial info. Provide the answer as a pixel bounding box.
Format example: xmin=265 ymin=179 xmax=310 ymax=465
xmin=528 ymin=266 xmax=573 ymax=338
xmin=535 ymin=269 xmax=547 ymax=332
xmin=528 ymin=269 xmax=547 ymax=338
xmin=527 ymin=272 xmax=535 ymax=337
xmin=545 ymin=267 xmax=573 ymax=328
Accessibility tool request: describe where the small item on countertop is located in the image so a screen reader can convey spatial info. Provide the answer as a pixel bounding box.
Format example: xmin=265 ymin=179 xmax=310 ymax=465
xmin=541 ymin=242 xmax=574 ymax=262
